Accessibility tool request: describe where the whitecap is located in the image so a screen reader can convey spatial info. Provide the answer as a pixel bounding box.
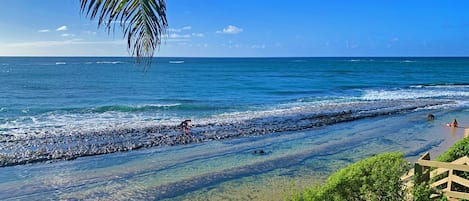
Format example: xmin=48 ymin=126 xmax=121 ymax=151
xmin=292 ymin=60 xmax=306 ymax=62
xmin=361 ymin=88 xmax=469 ymax=101
xmin=145 ymin=103 xmax=181 ymax=107
xmin=96 ymin=61 xmax=125 ymax=64
xmin=418 ymin=84 xmax=469 ymax=89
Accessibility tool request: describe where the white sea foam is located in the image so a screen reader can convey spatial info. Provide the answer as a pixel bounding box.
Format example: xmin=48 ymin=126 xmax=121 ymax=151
xmin=212 ymin=99 xmax=362 ymax=124
xmin=96 ymin=61 xmax=126 ymax=64
xmin=410 ymin=84 xmax=469 ymax=89
xmin=382 ymin=60 xmax=417 ymax=63
xmin=145 ymin=103 xmax=181 ymax=107
xmin=55 ymin=62 xmax=66 ymax=65
xmin=0 ymin=92 xmax=463 ymax=138
xmin=415 ymin=102 xmax=458 ymax=111
xmin=361 ymin=89 xmax=469 ymax=101
xmin=0 ymin=110 xmax=180 ymax=137
xmin=292 ymin=60 xmax=307 ymax=62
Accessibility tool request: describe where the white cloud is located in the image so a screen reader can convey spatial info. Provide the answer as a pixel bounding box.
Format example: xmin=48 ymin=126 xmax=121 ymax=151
xmin=56 ymin=25 xmax=68 ymax=31
xmin=251 ymin=44 xmax=266 ymax=49
xmin=216 ymin=25 xmax=243 ymax=34
xmin=168 ymin=26 xmax=192 ymax=32
xmin=38 ymin=29 xmax=50 ymax=33
xmin=6 ymin=39 xmax=124 ymax=48
xmin=192 ymin=33 xmax=204 ymax=37
xmin=61 ymin=33 xmax=75 ymax=37
xmin=197 ymin=43 xmax=209 ymax=48
xmin=0 ymin=39 xmax=128 ymax=56
xmin=107 ymin=20 xmax=130 ymax=24
xmin=345 ymin=40 xmax=358 ymax=49
xmin=169 ymin=33 xmax=191 ymax=38
xmin=390 ymin=37 xmax=399 ymax=42
xmin=83 ymin=31 xmax=97 ymax=35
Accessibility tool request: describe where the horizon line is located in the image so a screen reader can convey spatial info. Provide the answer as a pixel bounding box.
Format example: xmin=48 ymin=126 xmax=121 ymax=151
xmin=2 ymin=56 xmax=469 ymax=58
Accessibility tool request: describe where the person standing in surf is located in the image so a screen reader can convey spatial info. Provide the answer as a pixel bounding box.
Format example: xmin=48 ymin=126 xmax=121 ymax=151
xmin=180 ymin=119 xmax=192 ymax=135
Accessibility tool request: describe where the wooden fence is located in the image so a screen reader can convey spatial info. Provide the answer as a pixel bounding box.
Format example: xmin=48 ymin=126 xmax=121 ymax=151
xmin=414 ymin=152 xmax=469 ymax=200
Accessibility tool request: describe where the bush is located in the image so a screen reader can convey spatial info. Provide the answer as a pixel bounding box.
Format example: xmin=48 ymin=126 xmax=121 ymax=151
xmin=434 ymin=137 xmax=469 ymax=194
xmin=412 ymin=182 xmax=434 ymax=201
xmin=291 ymin=152 xmax=410 ymax=201
xmin=436 ymin=137 xmax=469 ymax=162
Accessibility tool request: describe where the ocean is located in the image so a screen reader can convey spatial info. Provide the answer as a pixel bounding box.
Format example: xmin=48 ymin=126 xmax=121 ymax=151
xmin=1 ymin=57 xmax=469 ymax=200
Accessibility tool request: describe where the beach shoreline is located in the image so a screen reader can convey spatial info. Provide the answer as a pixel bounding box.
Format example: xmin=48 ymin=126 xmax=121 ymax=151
xmin=0 ymin=99 xmax=451 ymax=167
xmin=1 ymin=107 xmax=467 ymax=200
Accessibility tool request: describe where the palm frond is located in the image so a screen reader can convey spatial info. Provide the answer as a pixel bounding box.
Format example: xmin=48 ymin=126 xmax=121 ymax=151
xmin=80 ymin=0 xmax=168 ymax=66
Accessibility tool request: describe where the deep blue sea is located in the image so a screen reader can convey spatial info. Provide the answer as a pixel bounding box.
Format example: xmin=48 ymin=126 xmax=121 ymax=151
xmin=1 ymin=57 xmax=469 ymax=137
xmin=2 ymin=57 xmax=469 ymax=200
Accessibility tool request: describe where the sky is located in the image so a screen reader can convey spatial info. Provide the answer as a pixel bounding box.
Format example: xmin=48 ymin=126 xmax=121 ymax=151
xmin=1 ymin=0 xmax=469 ymax=57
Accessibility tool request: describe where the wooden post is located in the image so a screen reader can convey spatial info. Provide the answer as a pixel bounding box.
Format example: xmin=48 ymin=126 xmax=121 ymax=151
xmin=415 ymin=162 xmax=423 ymax=185
xmin=447 ymin=169 xmax=453 ymax=192
xmin=415 ymin=152 xmax=431 ymax=185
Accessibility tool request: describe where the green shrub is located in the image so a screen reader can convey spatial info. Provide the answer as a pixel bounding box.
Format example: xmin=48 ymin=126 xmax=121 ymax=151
xmin=412 ymin=182 xmax=433 ymax=201
xmin=436 ymin=137 xmax=469 ymax=162
xmin=434 ymin=137 xmax=469 ymax=194
xmin=290 ymin=152 xmax=410 ymax=201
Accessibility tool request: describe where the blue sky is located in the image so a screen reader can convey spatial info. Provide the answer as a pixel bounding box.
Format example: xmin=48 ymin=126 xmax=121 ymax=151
xmin=1 ymin=0 xmax=469 ymax=57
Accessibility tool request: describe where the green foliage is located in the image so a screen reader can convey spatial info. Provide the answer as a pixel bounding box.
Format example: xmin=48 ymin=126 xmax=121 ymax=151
xmin=435 ymin=137 xmax=469 ymax=193
xmin=289 ymin=152 xmax=410 ymax=201
xmin=287 ymin=180 xmax=302 ymax=201
xmin=436 ymin=137 xmax=469 ymax=162
xmin=412 ymin=182 xmax=433 ymax=201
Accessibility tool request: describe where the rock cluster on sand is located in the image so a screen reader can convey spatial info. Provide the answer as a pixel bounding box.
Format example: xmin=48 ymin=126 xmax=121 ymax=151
xmin=0 ymin=100 xmax=448 ymax=167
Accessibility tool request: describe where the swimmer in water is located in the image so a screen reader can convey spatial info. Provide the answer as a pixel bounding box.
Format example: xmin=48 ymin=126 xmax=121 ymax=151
xmin=446 ymin=118 xmax=458 ymax=128
xmin=427 ymin=113 xmax=435 ymax=121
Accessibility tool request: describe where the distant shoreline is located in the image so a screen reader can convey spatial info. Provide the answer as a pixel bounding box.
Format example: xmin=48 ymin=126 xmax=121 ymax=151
xmin=2 ymin=56 xmax=469 ymax=58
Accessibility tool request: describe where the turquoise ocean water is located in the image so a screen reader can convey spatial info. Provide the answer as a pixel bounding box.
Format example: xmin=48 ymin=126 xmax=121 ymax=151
xmin=1 ymin=57 xmax=469 ymax=200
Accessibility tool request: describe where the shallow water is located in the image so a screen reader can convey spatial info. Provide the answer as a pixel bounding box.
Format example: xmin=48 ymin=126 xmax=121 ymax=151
xmin=1 ymin=108 xmax=467 ymax=200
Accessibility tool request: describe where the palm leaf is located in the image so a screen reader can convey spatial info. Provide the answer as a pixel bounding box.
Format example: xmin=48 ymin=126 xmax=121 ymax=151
xmin=80 ymin=0 xmax=168 ymax=66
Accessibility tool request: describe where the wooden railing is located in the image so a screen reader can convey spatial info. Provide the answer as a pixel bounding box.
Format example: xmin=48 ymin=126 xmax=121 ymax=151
xmin=415 ymin=152 xmax=469 ymax=200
